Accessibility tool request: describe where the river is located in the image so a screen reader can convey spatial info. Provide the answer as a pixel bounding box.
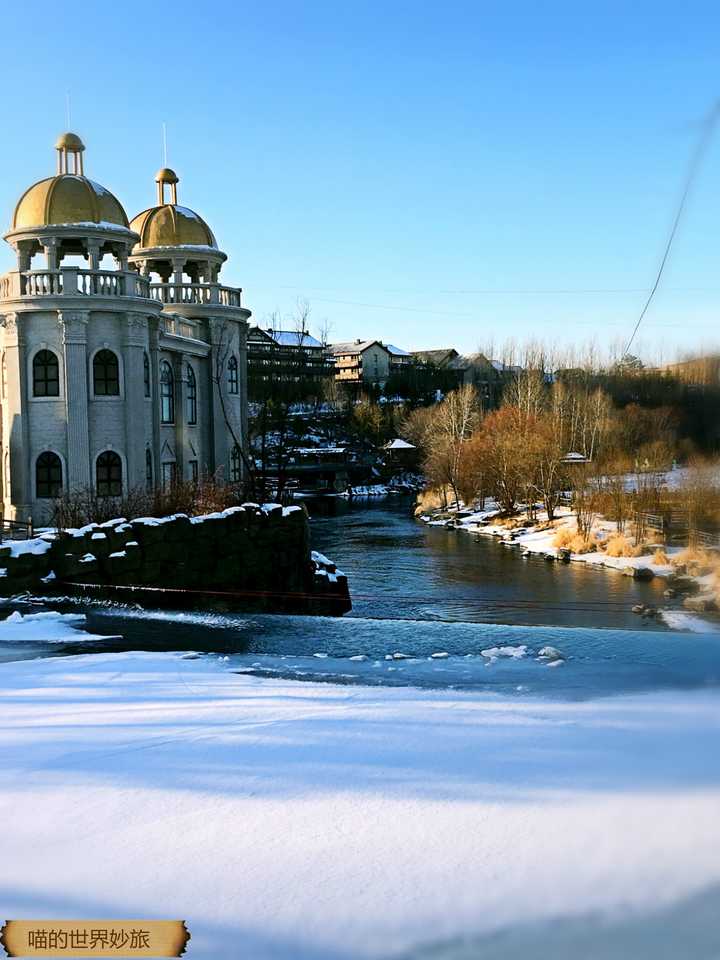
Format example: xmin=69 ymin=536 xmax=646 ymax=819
xmin=1 ymin=497 xmax=718 ymax=700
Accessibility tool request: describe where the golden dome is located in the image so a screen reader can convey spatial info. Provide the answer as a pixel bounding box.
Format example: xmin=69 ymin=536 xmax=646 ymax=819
xmin=11 ymin=175 xmax=129 ymax=231
xmin=55 ymin=132 xmax=85 ymax=152
xmin=129 ymin=204 xmax=218 ymax=250
xmin=155 ymin=167 xmax=179 ymax=184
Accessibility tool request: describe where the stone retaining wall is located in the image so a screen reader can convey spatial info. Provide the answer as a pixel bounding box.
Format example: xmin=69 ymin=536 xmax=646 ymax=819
xmin=0 ymin=504 xmax=351 ymax=615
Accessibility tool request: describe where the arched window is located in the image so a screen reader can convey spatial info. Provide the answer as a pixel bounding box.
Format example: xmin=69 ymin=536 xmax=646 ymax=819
xmin=160 ymin=361 xmax=174 ymax=423
xmin=186 ymin=364 xmax=197 ymax=424
xmin=143 ymin=352 xmax=151 ymax=397
xmin=33 ymin=350 xmax=60 ymax=397
xmin=93 ymin=349 xmax=120 ymax=396
xmin=230 ymin=444 xmax=242 ymax=482
xmin=96 ymin=451 xmax=122 ymax=497
xmin=228 ymin=355 xmax=239 ymax=395
xmin=145 ymin=448 xmax=153 ymax=490
xmin=36 ymin=452 xmax=62 ymax=498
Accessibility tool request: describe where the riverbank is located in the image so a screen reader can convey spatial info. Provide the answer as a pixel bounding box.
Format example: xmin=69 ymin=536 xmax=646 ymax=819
xmin=2 ymin=642 xmax=720 ymax=959
xmin=419 ymin=502 xmax=719 ymax=630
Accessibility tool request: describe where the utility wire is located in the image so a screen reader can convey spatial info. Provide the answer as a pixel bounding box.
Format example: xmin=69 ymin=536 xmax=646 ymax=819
xmin=624 ymin=100 xmax=720 ymax=356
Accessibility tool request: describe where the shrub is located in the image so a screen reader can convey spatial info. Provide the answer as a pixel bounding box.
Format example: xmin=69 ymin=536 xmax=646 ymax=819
xmin=672 ymin=547 xmax=720 ymax=578
xmin=605 ymin=533 xmax=644 ymax=558
xmin=553 ymin=525 xmax=597 ymax=554
xmin=552 ymin=526 xmax=575 ymax=548
xmin=48 ymin=476 xmax=250 ymax=530
xmin=415 ymin=487 xmax=449 ymax=515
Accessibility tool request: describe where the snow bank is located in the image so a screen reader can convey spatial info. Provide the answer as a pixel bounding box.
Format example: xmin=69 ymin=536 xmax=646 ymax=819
xmin=1 ymin=538 xmax=52 ymax=557
xmin=425 ymin=504 xmax=714 ymax=628
xmin=0 ymin=609 xmax=91 ymax=642
xmin=340 ymin=483 xmax=392 ymax=498
xmin=1 ymin=651 xmax=719 ymax=959
xmin=660 ymin=610 xmax=720 ymax=633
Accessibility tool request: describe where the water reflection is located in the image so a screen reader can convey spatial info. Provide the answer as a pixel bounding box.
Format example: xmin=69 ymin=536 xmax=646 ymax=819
xmin=309 ymin=497 xmax=670 ymax=629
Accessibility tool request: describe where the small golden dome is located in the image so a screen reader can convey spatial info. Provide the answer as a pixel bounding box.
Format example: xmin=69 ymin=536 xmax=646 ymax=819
xmin=12 ymin=175 xmax=129 ymax=230
xmin=155 ymin=167 xmax=179 ymax=184
xmin=129 ymin=204 xmax=217 ymax=250
xmin=55 ymin=131 xmax=85 ymax=152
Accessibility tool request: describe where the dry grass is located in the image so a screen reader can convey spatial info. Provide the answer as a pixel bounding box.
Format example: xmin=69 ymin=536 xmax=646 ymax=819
xmin=552 ymin=526 xmax=576 ymax=548
xmin=415 ymin=487 xmax=448 ymax=514
xmin=552 ymin=525 xmax=598 ymax=554
xmin=672 ymin=547 xmax=720 ymax=578
xmin=605 ymin=533 xmax=645 ymax=558
xmin=673 ymin=546 xmax=709 ymax=566
xmin=652 ymin=548 xmax=670 ymax=566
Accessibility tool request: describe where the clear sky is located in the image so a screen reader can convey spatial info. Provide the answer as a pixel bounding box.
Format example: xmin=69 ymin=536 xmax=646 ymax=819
xmin=1 ymin=0 xmax=718 ymax=361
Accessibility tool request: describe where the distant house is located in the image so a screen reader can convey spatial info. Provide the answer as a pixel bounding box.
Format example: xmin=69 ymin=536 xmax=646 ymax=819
xmin=382 ymin=437 xmax=418 ymax=469
xmin=411 ymin=348 xmax=460 ymax=368
xmin=386 ymin=344 xmax=412 ymax=372
xmin=451 ymin=352 xmax=505 ymax=405
xmin=326 ymin=340 xmax=391 ymax=386
xmin=664 ymin=355 xmax=720 ymax=387
xmin=247 ymin=327 xmax=332 ymax=399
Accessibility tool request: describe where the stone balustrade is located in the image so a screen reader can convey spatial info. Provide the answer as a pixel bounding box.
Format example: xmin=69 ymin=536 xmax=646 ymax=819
xmin=162 ymin=316 xmax=200 ymax=339
xmin=149 ymin=282 xmax=243 ymax=308
xmin=0 ymin=269 xmax=152 ymax=300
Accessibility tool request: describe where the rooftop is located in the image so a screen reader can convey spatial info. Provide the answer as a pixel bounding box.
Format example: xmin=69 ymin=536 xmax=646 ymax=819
xmin=269 ymin=330 xmax=323 ymax=348
xmin=327 ymin=339 xmax=384 ymax=355
xmin=411 ymin=349 xmax=459 ymax=365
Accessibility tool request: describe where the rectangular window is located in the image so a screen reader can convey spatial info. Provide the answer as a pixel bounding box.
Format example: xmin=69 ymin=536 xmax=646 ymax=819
xmin=162 ymin=462 xmax=176 ymax=490
xmin=189 ymin=460 xmax=199 ymax=483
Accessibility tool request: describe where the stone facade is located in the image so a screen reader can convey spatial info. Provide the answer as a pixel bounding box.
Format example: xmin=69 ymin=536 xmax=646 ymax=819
xmin=0 ymin=135 xmax=250 ymax=524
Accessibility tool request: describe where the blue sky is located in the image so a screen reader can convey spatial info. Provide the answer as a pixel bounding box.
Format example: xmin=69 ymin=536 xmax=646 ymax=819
xmin=1 ymin=1 xmax=718 ymax=359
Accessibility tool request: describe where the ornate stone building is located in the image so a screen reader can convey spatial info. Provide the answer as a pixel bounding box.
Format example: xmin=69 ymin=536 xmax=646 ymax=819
xmin=0 ymin=133 xmax=250 ymax=523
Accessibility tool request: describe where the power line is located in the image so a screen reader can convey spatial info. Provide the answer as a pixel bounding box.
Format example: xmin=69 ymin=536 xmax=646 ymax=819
xmin=264 ymin=284 xmax=720 ymax=296
xmin=624 ymin=100 xmax=720 ymax=356
xmin=60 ymin=580 xmax=658 ymax=609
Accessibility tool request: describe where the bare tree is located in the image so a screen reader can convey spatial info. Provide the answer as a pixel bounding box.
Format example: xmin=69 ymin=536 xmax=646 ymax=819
xmin=429 ymin=384 xmax=481 ymax=505
xmin=316 ymin=315 xmax=333 ymax=348
xmin=293 ymin=298 xmax=311 ymax=340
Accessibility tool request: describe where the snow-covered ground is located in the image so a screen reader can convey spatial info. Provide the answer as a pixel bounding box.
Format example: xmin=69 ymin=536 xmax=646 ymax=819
xmin=0 ymin=609 xmax=116 ymax=643
xmin=2 ymin=637 xmax=720 ymax=959
xmin=340 ymin=483 xmax=392 ymax=498
xmin=426 ymin=505 xmax=677 ymax=573
xmin=422 ymin=502 xmax=719 ymax=631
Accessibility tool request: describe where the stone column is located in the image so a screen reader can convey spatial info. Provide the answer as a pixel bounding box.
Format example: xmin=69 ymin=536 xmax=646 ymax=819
xmin=44 ymin=239 xmax=59 ymax=271
xmin=173 ymin=352 xmax=187 ymax=481
xmin=86 ymin=240 xmax=101 ymax=272
xmin=59 ymin=310 xmax=92 ymax=492
xmin=123 ymin=314 xmax=148 ymax=490
xmin=238 ymin=320 xmax=248 ymax=454
xmin=148 ymin=317 xmax=162 ymax=488
xmin=172 ymin=258 xmax=185 ymax=305
xmin=2 ymin=312 xmax=31 ymax=520
xmin=16 ymin=243 xmax=32 ymax=272
xmin=208 ymin=317 xmax=240 ymax=480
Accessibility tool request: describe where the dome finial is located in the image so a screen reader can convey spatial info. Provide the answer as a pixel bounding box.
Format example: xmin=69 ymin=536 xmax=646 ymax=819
xmin=55 ymin=132 xmax=85 ymax=175
xmin=155 ymin=167 xmax=179 ymax=205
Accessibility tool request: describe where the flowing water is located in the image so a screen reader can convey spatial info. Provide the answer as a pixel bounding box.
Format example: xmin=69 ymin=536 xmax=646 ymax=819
xmin=1 ymin=498 xmax=718 ymax=699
